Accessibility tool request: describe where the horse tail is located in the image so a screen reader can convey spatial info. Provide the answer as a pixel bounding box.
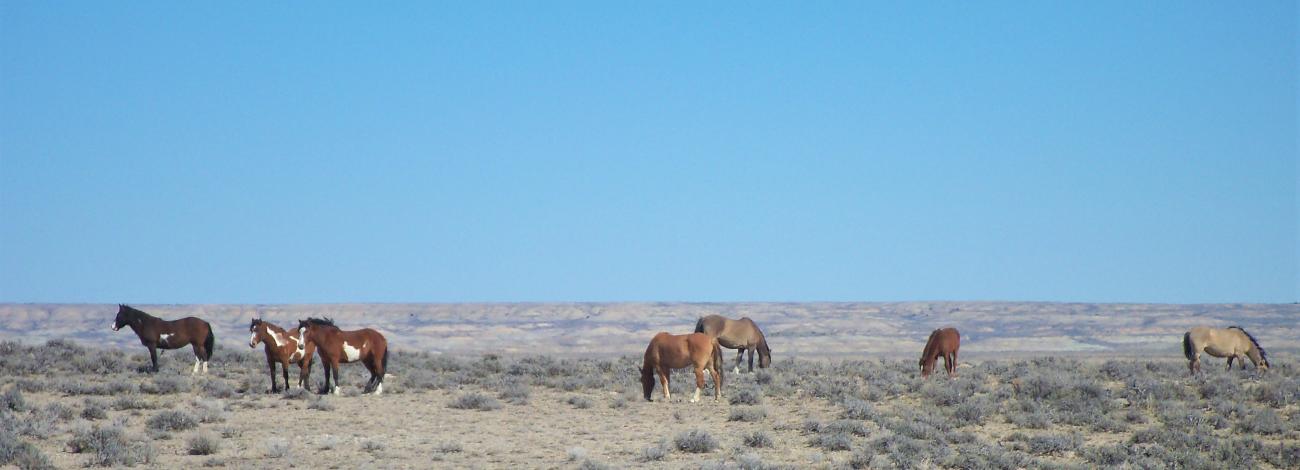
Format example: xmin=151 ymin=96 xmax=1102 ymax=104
xmin=1182 ymin=332 xmax=1194 ymax=361
xmin=203 ymin=324 xmax=216 ymax=361
xmin=694 ymin=317 xmax=706 ymax=334
xmin=1230 ymin=326 xmax=1268 ymax=367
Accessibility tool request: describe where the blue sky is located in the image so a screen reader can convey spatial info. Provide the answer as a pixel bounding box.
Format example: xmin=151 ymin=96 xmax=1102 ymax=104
xmin=1 ymin=2 xmax=1295 ymax=304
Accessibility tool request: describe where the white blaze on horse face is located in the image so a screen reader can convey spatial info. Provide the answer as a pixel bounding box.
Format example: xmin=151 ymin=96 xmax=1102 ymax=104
xmin=296 ymin=328 xmax=308 ymax=352
xmin=249 ymin=332 xmax=258 ymax=347
xmin=341 ymin=341 xmax=361 ymax=362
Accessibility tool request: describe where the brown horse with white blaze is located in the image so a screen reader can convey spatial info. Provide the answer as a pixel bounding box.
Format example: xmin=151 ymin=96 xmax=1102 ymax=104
xmin=640 ymin=332 xmax=723 ymax=402
xmin=694 ymin=315 xmax=771 ymax=373
xmin=296 ymin=318 xmax=388 ymax=395
xmin=249 ymin=318 xmax=315 ymax=392
xmin=919 ymin=327 xmax=960 ymax=378
xmin=111 ymin=304 xmax=214 ymax=374
xmin=1184 ymin=326 xmax=1269 ymax=375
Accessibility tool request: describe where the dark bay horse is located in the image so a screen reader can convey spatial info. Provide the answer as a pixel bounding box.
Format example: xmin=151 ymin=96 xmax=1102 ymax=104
xmin=919 ymin=327 xmax=960 ymax=378
xmin=111 ymin=304 xmax=214 ymax=374
xmin=695 ymin=315 xmax=771 ymax=373
xmin=249 ymin=318 xmax=315 ymax=392
xmin=1184 ymin=326 xmax=1269 ymax=375
xmin=295 ymin=318 xmax=388 ymax=395
xmin=640 ymin=332 xmax=723 ymax=402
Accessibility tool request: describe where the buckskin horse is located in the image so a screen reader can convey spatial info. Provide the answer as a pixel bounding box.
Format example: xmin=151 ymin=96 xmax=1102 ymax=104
xmin=919 ymin=327 xmax=960 ymax=379
xmin=110 ymin=304 xmax=214 ymax=374
xmin=295 ymin=318 xmax=389 ymax=395
xmin=694 ymin=315 xmax=771 ymax=373
xmin=1184 ymin=326 xmax=1270 ymax=375
xmin=640 ymin=332 xmax=723 ymax=402
xmin=249 ymin=318 xmax=315 ymax=392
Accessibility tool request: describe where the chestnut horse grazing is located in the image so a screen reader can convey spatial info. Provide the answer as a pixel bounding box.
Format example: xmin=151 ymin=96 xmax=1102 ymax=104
xmin=111 ymin=304 xmax=214 ymax=374
xmin=295 ymin=318 xmax=388 ymax=395
xmin=1184 ymin=326 xmax=1270 ymax=375
xmin=919 ymin=327 xmax=960 ymax=378
xmin=640 ymin=332 xmax=723 ymax=403
xmin=694 ymin=315 xmax=771 ymax=373
xmin=249 ymin=318 xmax=315 ymax=392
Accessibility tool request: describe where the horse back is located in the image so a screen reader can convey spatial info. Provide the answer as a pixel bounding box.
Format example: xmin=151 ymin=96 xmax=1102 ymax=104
xmin=156 ymin=317 xmax=211 ymax=348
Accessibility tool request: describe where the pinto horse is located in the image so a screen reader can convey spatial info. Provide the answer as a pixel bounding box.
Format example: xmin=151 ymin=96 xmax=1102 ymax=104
xmin=249 ymin=318 xmax=315 ymax=392
xmin=1184 ymin=326 xmax=1270 ymax=375
xmin=111 ymin=304 xmax=214 ymax=374
xmin=919 ymin=327 xmax=960 ymax=378
xmin=640 ymin=332 xmax=723 ymax=402
xmin=695 ymin=315 xmax=771 ymax=373
xmin=295 ymin=318 xmax=388 ymax=395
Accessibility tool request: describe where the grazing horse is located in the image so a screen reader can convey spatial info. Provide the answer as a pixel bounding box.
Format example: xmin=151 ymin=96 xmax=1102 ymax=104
xmin=110 ymin=304 xmax=214 ymax=374
xmin=695 ymin=315 xmax=771 ymax=373
xmin=249 ymin=318 xmax=315 ymax=393
xmin=919 ymin=327 xmax=960 ymax=378
xmin=640 ymin=332 xmax=723 ymax=403
xmin=1184 ymin=326 xmax=1270 ymax=375
xmin=295 ymin=318 xmax=388 ymax=395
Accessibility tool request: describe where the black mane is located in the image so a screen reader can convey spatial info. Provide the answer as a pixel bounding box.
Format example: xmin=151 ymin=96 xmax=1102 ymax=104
xmin=119 ymin=304 xmax=153 ymax=320
xmin=1228 ymin=326 xmax=1269 ymax=366
xmin=304 ymin=317 xmax=336 ymax=327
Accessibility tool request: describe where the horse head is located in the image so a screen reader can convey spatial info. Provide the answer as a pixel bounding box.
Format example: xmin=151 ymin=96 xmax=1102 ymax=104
xmin=248 ymin=318 xmax=264 ymax=348
xmin=758 ymin=339 xmax=772 ymax=368
xmin=639 ymin=366 xmax=654 ymax=401
xmin=111 ymin=304 xmax=134 ymax=331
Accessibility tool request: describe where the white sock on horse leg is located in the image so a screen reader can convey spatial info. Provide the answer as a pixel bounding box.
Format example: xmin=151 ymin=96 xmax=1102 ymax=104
xmin=691 ymin=387 xmax=701 ymax=403
xmin=375 ymin=383 xmax=383 ymax=395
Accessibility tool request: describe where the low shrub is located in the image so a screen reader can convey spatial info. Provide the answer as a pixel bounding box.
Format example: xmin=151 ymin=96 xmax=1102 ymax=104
xmin=673 ymin=430 xmax=718 ymax=453
xmin=186 ymin=433 xmax=220 ymax=455
xmin=448 ymin=393 xmax=502 ymax=411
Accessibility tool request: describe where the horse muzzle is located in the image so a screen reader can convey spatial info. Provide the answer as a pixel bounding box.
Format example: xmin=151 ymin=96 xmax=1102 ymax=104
xmin=111 ymin=323 xmax=119 ymax=331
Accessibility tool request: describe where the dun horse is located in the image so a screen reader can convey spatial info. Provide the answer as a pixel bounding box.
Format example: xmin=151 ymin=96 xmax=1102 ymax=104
xmin=695 ymin=315 xmax=771 ymax=373
xmin=249 ymin=318 xmax=315 ymax=392
xmin=1183 ymin=326 xmax=1269 ymax=374
xmin=919 ymin=327 xmax=960 ymax=378
xmin=110 ymin=304 xmax=214 ymax=374
xmin=640 ymin=332 xmax=723 ymax=402
xmin=295 ymin=318 xmax=389 ymax=395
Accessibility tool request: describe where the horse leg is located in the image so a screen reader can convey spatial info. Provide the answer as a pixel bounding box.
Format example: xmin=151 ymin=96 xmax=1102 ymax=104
xmin=747 ymin=347 xmax=755 ymax=373
xmin=267 ymin=357 xmax=279 ymax=393
xmin=659 ymin=367 xmax=671 ymax=400
xmin=148 ymin=345 xmax=159 ymax=373
xmin=280 ymin=361 xmax=290 ymax=392
xmin=691 ymin=367 xmax=705 ymax=403
xmin=711 ymin=366 xmax=722 ymax=400
xmin=947 ymin=352 xmax=957 ymax=378
xmin=319 ymin=361 xmax=332 ymax=395
xmin=331 ymin=362 xmax=341 ymax=395
xmin=734 ymin=349 xmax=743 ymax=374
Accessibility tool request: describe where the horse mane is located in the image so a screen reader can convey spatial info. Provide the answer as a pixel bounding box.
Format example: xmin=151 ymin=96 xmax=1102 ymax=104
xmin=305 ymin=317 xmax=336 ymax=328
xmin=119 ymin=304 xmax=153 ymax=320
xmin=1228 ymin=326 xmax=1269 ymax=366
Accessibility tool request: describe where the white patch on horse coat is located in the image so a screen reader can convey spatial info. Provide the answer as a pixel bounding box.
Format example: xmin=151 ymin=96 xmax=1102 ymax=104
xmin=191 ymin=358 xmax=201 ymax=375
xmin=159 ymin=333 xmax=173 ymax=346
xmin=270 ymin=332 xmax=286 ymax=348
xmin=342 ymin=341 xmax=361 ymax=362
xmin=111 ymin=322 xmax=117 ymax=331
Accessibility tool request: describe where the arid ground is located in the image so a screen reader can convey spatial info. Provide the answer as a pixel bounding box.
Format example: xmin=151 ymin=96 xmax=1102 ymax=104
xmin=1 ymin=303 xmax=1298 ymax=469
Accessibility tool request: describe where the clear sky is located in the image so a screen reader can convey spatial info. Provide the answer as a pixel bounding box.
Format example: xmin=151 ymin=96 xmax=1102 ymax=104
xmin=1 ymin=2 xmax=1296 ymax=304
